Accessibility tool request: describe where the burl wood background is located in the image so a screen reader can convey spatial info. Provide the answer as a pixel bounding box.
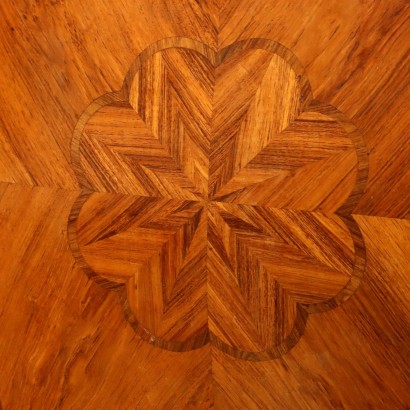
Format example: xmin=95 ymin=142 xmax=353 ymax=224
xmin=0 ymin=1 xmax=409 ymax=409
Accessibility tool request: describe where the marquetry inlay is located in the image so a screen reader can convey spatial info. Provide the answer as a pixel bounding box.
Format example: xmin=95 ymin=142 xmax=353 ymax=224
xmin=68 ymin=37 xmax=368 ymax=360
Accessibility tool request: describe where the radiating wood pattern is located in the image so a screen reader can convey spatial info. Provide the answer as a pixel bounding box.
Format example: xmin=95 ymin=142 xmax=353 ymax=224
xmin=0 ymin=0 xmax=409 ymax=408
xmin=67 ymin=37 xmax=368 ymax=359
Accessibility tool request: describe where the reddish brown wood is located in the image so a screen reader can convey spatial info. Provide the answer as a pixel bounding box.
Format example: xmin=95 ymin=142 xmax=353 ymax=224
xmin=0 ymin=1 xmax=409 ymax=408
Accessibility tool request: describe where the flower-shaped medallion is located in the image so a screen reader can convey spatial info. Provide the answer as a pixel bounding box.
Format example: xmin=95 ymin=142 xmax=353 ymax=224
xmin=68 ymin=38 xmax=368 ymax=360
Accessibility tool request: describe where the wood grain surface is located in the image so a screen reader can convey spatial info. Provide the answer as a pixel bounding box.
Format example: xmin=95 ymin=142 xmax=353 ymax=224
xmin=67 ymin=37 xmax=368 ymax=360
xmin=0 ymin=0 xmax=409 ymax=408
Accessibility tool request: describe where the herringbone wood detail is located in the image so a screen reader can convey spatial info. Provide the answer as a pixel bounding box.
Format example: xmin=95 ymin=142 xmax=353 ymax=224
xmin=68 ymin=37 xmax=368 ymax=359
xmin=2 ymin=1 xmax=409 ymax=407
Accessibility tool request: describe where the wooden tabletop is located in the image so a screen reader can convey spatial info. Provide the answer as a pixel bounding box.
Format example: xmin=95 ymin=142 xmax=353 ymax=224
xmin=0 ymin=1 xmax=409 ymax=408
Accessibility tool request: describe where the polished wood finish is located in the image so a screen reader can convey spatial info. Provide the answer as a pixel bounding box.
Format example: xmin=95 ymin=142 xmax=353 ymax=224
xmin=68 ymin=37 xmax=368 ymax=359
xmin=0 ymin=0 xmax=409 ymax=408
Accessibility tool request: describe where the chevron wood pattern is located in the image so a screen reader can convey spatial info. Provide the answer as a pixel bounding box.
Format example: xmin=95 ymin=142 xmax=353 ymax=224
xmin=67 ymin=37 xmax=369 ymax=360
xmin=1 ymin=0 xmax=409 ymax=408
